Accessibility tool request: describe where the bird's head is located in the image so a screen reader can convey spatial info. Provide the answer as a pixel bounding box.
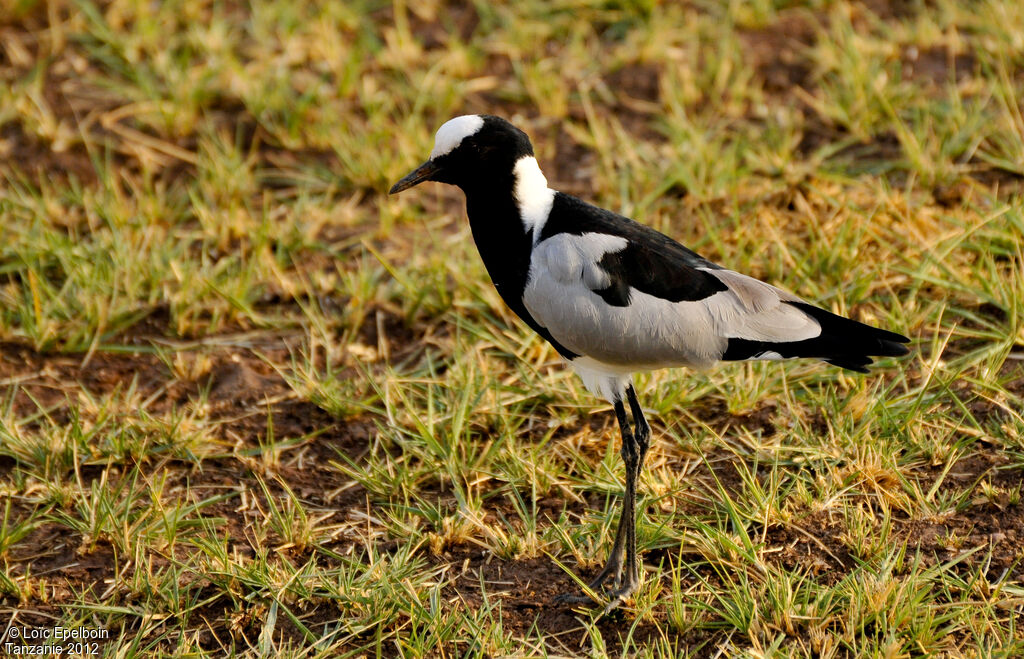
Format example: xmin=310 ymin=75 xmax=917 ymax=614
xmin=390 ymin=115 xmax=535 ymax=194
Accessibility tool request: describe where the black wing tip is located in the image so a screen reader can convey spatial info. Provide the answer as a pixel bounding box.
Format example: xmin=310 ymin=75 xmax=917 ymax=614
xmin=786 ymin=301 xmax=913 ymax=363
xmin=723 ymin=323 xmax=912 ymax=373
xmin=826 ymin=337 xmax=912 ymax=374
xmin=876 ymin=337 xmax=912 ymax=357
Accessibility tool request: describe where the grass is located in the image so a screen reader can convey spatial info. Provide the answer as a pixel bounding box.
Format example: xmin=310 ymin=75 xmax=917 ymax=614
xmin=1 ymin=0 xmax=1024 ymax=655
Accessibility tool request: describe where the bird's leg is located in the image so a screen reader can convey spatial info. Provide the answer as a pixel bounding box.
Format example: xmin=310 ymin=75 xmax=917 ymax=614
xmin=554 ymin=390 xmax=650 ymax=607
xmin=626 ymin=384 xmax=650 ymax=476
xmin=577 ymin=399 xmax=634 ymax=593
xmin=599 ymin=385 xmax=650 ymax=611
xmin=598 ymin=396 xmax=642 ymax=608
xmin=553 ymin=396 xmax=638 ymax=605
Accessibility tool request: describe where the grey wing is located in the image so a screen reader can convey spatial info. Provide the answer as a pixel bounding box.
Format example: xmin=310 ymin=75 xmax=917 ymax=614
xmin=699 ymin=269 xmax=822 ymax=343
xmin=522 ymin=232 xmax=823 ymax=369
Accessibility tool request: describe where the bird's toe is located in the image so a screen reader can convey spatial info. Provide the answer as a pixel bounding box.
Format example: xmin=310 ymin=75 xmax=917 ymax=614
xmin=599 ymin=581 xmax=639 ymax=615
xmin=551 ymin=591 xmax=600 ymax=606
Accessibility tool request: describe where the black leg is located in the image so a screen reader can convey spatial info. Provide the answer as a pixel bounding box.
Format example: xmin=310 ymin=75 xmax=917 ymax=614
xmin=587 ymin=400 xmax=635 ymax=591
xmin=626 ymin=384 xmax=650 ymax=472
xmin=554 ymin=387 xmax=650 ymax=608
xmin=602 ymin=397 xmax=641 ymax=609
xmin=554 ymin=399 xmax=633 ymax=603
xmin=582 ymin=489 xmax=627 ymax=591
xmin=598 ymin=385 xmax=651 ymax=610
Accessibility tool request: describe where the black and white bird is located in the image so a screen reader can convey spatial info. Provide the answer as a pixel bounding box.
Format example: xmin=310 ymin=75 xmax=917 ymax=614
xmin=390 ymin=115 xmax=910 ymax=608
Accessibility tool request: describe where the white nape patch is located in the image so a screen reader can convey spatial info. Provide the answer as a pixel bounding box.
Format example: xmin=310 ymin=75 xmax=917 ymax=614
xmin=513 ymin=156 xmax=555 ymax=238
xmin=430 ymin=115 xmax=485 ymax=160
xmin=570 ymin=356 xmax=634 ymax=403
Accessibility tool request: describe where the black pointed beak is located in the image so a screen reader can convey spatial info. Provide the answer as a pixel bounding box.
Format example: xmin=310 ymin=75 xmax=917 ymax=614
xmin=389 ymin=160 xmax=441 ymax=194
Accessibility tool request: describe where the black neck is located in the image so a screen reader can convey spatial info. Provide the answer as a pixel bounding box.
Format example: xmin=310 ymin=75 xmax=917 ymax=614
xmin=462 ymin=186 xmax=578 ymax=359
xmin=464 ymin=185 xmax=532 ymax=304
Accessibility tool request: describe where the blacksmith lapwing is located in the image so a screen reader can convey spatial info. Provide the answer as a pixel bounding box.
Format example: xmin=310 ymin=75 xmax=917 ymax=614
xmin=390 ymin=114 xmax=910 ymax=609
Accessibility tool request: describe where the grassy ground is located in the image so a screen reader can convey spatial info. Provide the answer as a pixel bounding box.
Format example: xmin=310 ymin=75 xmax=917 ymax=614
xmin=1 ymin=0 xmax=1023 ymax=655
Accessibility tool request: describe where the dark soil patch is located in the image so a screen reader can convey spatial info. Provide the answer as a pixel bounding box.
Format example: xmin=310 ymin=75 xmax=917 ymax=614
xmin=765 ymin=512 xmax=856 ymax=577
xmin=352 ymin=305 xmax=424 ymax=364
xmin=600 ymin=61 xmax=665 ymax=142
xmin=687 ymin=398 xmax=779 ymax=440
xmin=858 ymin=0 xmax=930 ymax=21
xmin=739 ymin=10 xmax=819 ymax=96
xmin=439 ymin=546 xmax=674 ymax=651
xmin=402 ymin=0 xmax=481 ymax=50
xmin=902 ymin=503 xmax=1024 ymax=570
xmin=965 ymin=161 xmax=1024 ymax=194
xmin=547 ymin=123 xmax=599 ymax=196
xmin=901 ymin=45 xmax=978 ymax=87
xmin=799 ymin=126 xmax=904 ymax=165
xmin=781 ymin=493 xmax=1024 ymax=583
xmin=0 ymin=341 xmax=169 ymax=417
xmin=932 ymin=179 xmax=975 ymax=208
xmin=604 ymin=62 xmax=661 ymax=107
xmin=0 ymin=120 xmax=99 ymax=186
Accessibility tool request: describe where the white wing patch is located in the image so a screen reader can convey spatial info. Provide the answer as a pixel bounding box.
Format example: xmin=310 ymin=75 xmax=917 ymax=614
xmin=430 ymin=115 xmax=484 ymax=159
xmin=513 ymin=156 xmax=555 ymax=238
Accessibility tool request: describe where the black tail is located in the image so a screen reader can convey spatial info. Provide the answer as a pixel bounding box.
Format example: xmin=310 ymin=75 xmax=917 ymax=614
xmin=722 ymin=301 xmax=911 ymax=373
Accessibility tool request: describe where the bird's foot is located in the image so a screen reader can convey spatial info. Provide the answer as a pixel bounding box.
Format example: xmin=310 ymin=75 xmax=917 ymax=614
xmin=551 ymin=590 xmax=599 ymax=605
xmin=553 ymin=569 xmax=639 ymax=611
xmin=599 ymin=579 xmax=639 ymax=615
xmin=551 ymin=570 xmax=615 ymax=605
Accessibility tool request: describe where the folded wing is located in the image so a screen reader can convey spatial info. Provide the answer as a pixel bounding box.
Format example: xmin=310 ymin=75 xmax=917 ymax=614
xmin=523 ymin=227 xmax=908 ymax=372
